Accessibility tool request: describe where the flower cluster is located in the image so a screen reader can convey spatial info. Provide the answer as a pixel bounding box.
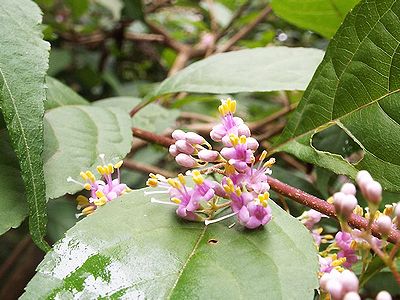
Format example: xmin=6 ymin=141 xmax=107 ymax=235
xmin=68 ymin=154 xmax=131 ymax=217
xmin=300 ymin=170 xmax=399 ymax=300
xmin=147 ymin=98 xmax=275 ymax=229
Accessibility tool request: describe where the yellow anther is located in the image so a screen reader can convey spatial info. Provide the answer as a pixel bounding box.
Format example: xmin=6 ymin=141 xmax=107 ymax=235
xmin=350 ymin=240 xmax=358 ymax=250
xmin=114 ymin=160 xmax=123 ymax=169
xmin=315 ymin=227 xmax=324 ymax=234
xmin=82 ymin=206 xmax=95 ymax=215
xmin=95 ymin=190 xmax=105 ymax=198
xmin=171 ymin=197 xmax=181 ymax=204
xmin=225 ymin=163 xmax=235 ymax=175
xmin=323 ymin=234 xmax=334 ymax=240
xmin=239 ymin=135 xmax=247 ymax=144
xmin=146 ymin=178 xmax=158 ymax=187
xmin=332 ymin=257 xmax=346 ymax=267
xmin=84 ymin=183 xmax=92 ymax=190
xmin=335 ymin=266 xmax=345 ymax=272
xmin=327 ymin=196 xmax=334 ymax=204
xmin=383 ymin=205 xmax=394 ymax=216
xmin=354 ymin=205 xmax=363 ymax=216
xmin=107 ymin=164 xmax=114 ymax=175
xmin=259 ymin=150 xmax=268 ymax=162
xmin=229 ymin=134 xmax=239 ymax=146
xmin=218 ymin=105 xmax=226 ymax=116
xmin=76 ymin=195 xmax=89 ymax=206
xmin=97 ymin=165 xmax=106 ymax=175
xmin=229 ymin=99 xmax=236 ymax=114
xmin=263 ymin=158 xmax=276 ymax=168
xmin=167 ymin=178 xmax=180 ymax=189
xmin=192 ymin=170 xmax=204 ymax=185
xmin=223 ymin=185 xmax=231 ymax=194
xmin=235 ymin=187 xmax=242 ymax=196
xmin=86 ymin=171 xmax=96 ymax=182
xmin=149 ymin=173 xmax=157 ymax=179
xmin=94 ymin=197 xmax=107 ymax=206
xmin=178 ymin=174 xmax=186 ymax=185
xmin=80 ymin=171 xmax=89 ymax=181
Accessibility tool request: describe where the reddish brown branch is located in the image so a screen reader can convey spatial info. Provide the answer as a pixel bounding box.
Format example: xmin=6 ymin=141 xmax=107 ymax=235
xmin=132 ymin=127 xmax=173 ymax=147
xmin=123 ymin=160 xmax=175 ymax=178
xmin=267 ymin=177 xmax=400 ymax=244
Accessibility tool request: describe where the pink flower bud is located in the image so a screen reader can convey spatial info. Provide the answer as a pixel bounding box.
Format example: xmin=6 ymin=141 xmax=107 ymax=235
xmin=333 ymin=192 xmax=357 ymax=218
xmin=356 ymin=170 xmax=373 ymax=194
xmin=343 ymin=292 xmax=361 ymax=300
xmin=175 ymin=153 xmax=197 ymax=168
xmin=210 ymin=124 xmax=225 ymax=142
xmin=172 ymin=129 xmax=186 ymax=141
xmin=376 ymin=215 xmax=392 ymax=236
xmin=237 ymin=123 xmax=251 ymax=137
xmin=376 ymin=291 xmax=392 ymax=300
xmin=341 ymin=183 xmax=357 ymax=196
xmin=198 ymin=149 xmax=219 ymax=162
xmin=365 ymin=180 xmax=382 ymax=204
xmin=185 ymin=132 xmax=204 ymax=144
xmin=340 ymin=270 xmax=359 ymax=292
xmin=169 ymin=144 xmax=178 ymax=157
xmin=319 ymin=273 xmax=332 ymax=290
xmin=326 ymin=279 xmax=343 ymax=300
xmin=246 ymin=137 xmax=259 ymax=151
xmin=175 ymin=140 xmax=195 ymax=155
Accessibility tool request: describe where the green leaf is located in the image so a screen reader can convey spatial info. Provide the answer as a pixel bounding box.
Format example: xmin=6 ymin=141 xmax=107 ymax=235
xmin=271 ymin=0 xmax=359 ymax=38
xmin=276 ymin=0 xmax=400 ymax=192
xmin=0 ymin=0 xmax=50 ymax=250
xmin=43 ymin=105 xmax=132 ymax=199
xmin=94 ymin=97 xmax=180 ymax=132
xmin=45 ymin=77 xmax=89 ymax=110
xmin=23 ymin=189 xmax=318 ymax=299
xmin=150 ymin=47 xmax=324 ymax=98
xmin=0 ymin=130 xmax=27 ymax=235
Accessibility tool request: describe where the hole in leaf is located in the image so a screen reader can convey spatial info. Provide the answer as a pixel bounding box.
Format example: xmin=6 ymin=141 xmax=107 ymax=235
xmin=207 ymin=239 xmax=219 ymax=245
xmin=311 ymin=125 xmax=363 ymax=164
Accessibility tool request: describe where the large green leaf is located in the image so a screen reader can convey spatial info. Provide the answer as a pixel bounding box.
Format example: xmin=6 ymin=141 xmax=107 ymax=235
xmin=45 ymin=77 xmax=88 ymax=110
xmin=276 ymin=0 xmax=400 ymax=192
xmin=44 ymin=105 xmax=132 ymax=199
xmin=0 ymin=130 xmax=27 ymax=235
xmin=149 ymin=47 xmax=324 ymax=98
xmin=0 ymin=0 xmax=50 ymax=250
xmin=23 ymin=189 xmax=318 ymax=299
xmin=271 ymin=0 xmax=359 ymax=38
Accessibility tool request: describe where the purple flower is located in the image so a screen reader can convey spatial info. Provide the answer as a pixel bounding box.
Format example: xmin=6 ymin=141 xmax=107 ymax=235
xmin=220 ymin=134 xmax=254 ymax=172
xmin=237 ymin=198 xmax=272 ymax=229
xmin=335 ymin=231 xmax=358 ymax=268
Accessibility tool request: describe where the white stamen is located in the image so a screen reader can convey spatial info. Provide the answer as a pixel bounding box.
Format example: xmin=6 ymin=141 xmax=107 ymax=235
xmin=67 ymin=177 xmax=84 ymax=187
xmin=228 ymin=223 xmax=236 ymax=229
xmin=144 ymin=190 xmax=169 ymax=195
xmin=150 ymin=198 xmax=179 ymax=206
xmin=99 ymin=153 xmax=106 ymax=164
xmin=205 ymin=212 xmax=237 ymax=225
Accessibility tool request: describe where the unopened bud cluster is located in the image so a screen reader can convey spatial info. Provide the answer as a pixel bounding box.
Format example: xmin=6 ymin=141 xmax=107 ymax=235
xmin=147 ymin=99 xmax=275 ymax=229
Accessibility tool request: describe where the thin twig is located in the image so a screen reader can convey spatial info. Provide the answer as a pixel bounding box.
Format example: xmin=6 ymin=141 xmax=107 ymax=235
xmin=132 ymin=127 xmax=174 ymax=147
xmin=168 ymin=49 xmax=191 ymax=76
xmin=123 ymin=160 xmax=175 ymax=178
xmin=0 ymin=236 xmax=31 ymax=281
xmin=217 ymin=5 xmax=272 ymax=53
xmin=124 ymin=32 xmax=165 ymax=42
xmin=250 ymin=103 xmax=298 ymax=133
xmin=216 ymin=0 xmax=251 ymax=40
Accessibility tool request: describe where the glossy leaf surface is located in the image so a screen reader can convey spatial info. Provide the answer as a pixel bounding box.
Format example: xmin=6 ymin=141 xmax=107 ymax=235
xmin=271 ymin=0 xmax=359 ymax=38
xmin=0 ymin=0 xmax=50 ymax=249
xmin=150 ymin=47 xmax=324 ymax=97
xmin=277 ymin=0 xmax=400 ymax=192
xmin=23 ymin=189 xmax=319 ymax=299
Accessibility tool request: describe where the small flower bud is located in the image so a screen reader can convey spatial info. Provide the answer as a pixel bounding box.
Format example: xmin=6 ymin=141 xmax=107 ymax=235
xmin=175 ymin=153 xmax=197 ymax=168
xmin=340 ymin=270 xmax=359 ymax=292
xmin=376 ymin=215 xmax=392 ymax=236
xmin=237 ymin=123 xmax=251 ymax=137
xmin=326 ymin=279 xmax=343 ymax=300
xmin=198 ymin=149 xmax=219 ymax=162
xmin=395 ymin=202 xmax=400 ymax=228
xmin=356 ymin=170 xmax=373 ymax=186
xmin=319 ymin=273 xmax=332 ymax=290
xmin=175 ymin=140 xmax=195 ymax=154
xmin=172 ymin=129 xmax=186 ymax=141
xmin=333 ymin=192 xmax=357 ymax=218
xmin=246 ymin=137 xmax=259 ymax=151
xmin=185 ymin=132 xmax=204 ymax=144
xmin=169 ymin=144 xmax=178 ymax=157
xmin=365 ymin=180 xmax=382 ymax=204
xmin=343 ymin=292 xmax=361 ymax=300
xmin=341 ymin=183 xmax=357 ymax=196
xmin=376 ymin=291 xmax=392 ymax=300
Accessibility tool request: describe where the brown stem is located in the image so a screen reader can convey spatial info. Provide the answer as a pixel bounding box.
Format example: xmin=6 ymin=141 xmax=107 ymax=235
xmin=216 ymin=0 xmax=251 ymax=40
xmin=145 ymin=20 xmax=186 ymax=52
xmin=124 ymin=32 xmax=165 ymax=43
xmin=267 ymin=177 xmax=400 ymax=244
xmin=217 ymin=6 xmax=272 ymax=53
xmin=249 ymin=103 xmax=298 ymax=133
xmin=131 ymin=127 xmax=174 ymax=147
xmin=168 ymin=49 xmax=191 ymax=76
xmin=123 ymin=160 xmax=175 ymax=178
xmin=0 ymin=236 xmax=31 ymax=281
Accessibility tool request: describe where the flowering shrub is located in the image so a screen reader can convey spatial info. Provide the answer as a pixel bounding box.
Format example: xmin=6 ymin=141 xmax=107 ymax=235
xmin=146 ymin=99 xmax=275 ymax=229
